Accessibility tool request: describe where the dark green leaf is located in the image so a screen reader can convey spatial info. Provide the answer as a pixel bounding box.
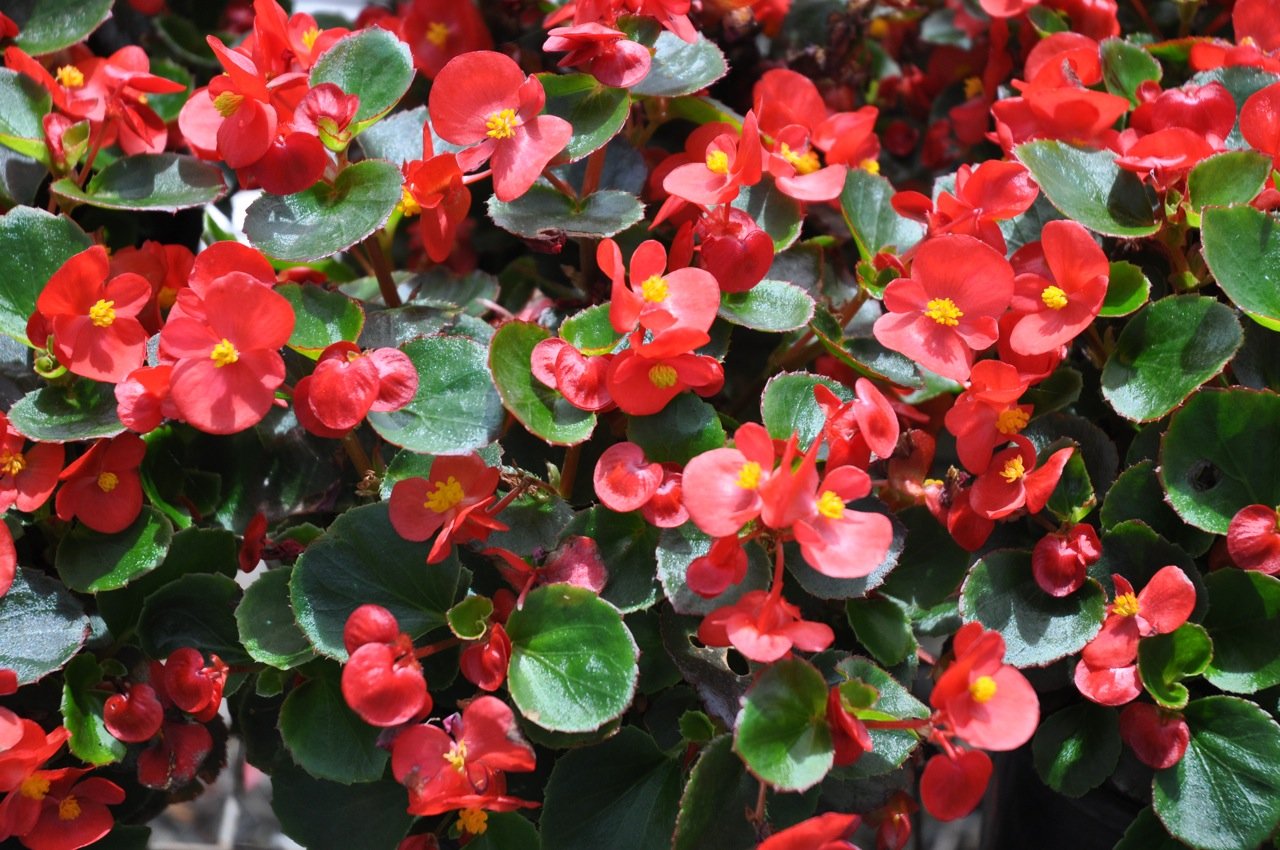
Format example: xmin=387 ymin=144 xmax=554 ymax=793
xmin=655 ymin=525 xmax=770 ymax=616
xmin=237 ymin=567 xmax=316 ymax=670
xmin=1115 ymin=808 xmax=1187 ymax=850
xmin=51 ymin=154 xmax=226 ymax=212
xmin=1101 ymin=461 xmax=1213 ymax=555
xmin=879 ymin=506 xmax=970 ymax=609
xmin=719 ymin=280 xmax=815 ymax=333
xmin=271 ymin=762 xmax=413 ymax=850
xmin=489 ymin=321 xmax=597 ymax=445
xmin=356 ymin=106 xmax=427 ymax=166
xmin=1161 ymin=388 xmax=1280 ymax=533
xmin=1032 ymin=703 xmax=1120 ymax=797
xmin=1015 ymin=141 xmax=1158 ymax=237
xmin=734 ymin=657 xmax=833 ymax=791
xmin=631 ymin=32 xmax=728 ymax=97
xmin=278 ymin=283 xmax=364 ymax=355
xmin=960 ymin=550 xmax=1107 ymax=667
xmin=12 ymin=0 xmax=113 ymax=55
xmin=847 ymin=596 xmax=915 ymax=667
xmin=540 ymin=73 xmax=630 ymax=162
xmin=505 ymin=584 xmax=639 ymax=732
xmin=1188 ymin=152 xmax=1272 ymax=211
xmin=488 ymin=186 xmax=644 ymax=239
xmin=1100 ymin=38 xmax=1161 ymax=105
xmin=60 ymin=654 xmax=125 ymax=766
xmin=310 ymin=28 xmax=414 ymax=127
xmin=56 ymin=507 xmax=173 ymax=592
xmin=832 ymin=656 xmax=929 ymax=779
xmin=1138 ymin=623 xmax=1213 ymax=709
xmin=366 ymin=335 xmax=504 ymax=454
xmin=484 ymin=490 xmax=575 ymax=557
xmin=0 ymin=208 xmax=91 ymax=342
xmin=734 ymin=181 xmax=803 ymax=251
xmin=468 ymin=813 xmax=540 ymax=850
xmin=1101 ymin=260 xmax=1151 ymax=317
xmin=563 ymin=508 xmax=660 ymax=613
xmin=839 ymin=168 xmax=924 ymax=260
xmin=1202 ymin=570 xmax=1280 ymax=694
xmin=1201 ymin=205 xmax=1280 ymax=330
xmin=280 ymin=666 xmax=387 ymax=783
xmin=0 ymin=567 xmax=88 ymax=684
xmin=760 ymin=372 xmax=850 ymax=449
xmin=7 ymin=381 xmax=123 ymax=443
xmin=673 ymin=736 xmax=758 ymax=850
xmin=0 ymin=69 xmax=51 ymax=163
xmin=627 ymin=395 xmax=726 ymax=464
xmin=245 ymin=160 xmax=402 ymax=262
xmin=138 ymin=573 xmax=251 ymax=664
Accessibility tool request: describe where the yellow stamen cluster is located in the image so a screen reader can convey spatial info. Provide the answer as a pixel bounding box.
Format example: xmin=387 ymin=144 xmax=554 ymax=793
xmin=97 ymin=472 xmax=119 ymax=493
xmin=0 ymin=450 xmax=26 ymax=477
xmin=425 ymin=476 xmax=466 ymax=513
xmin=648 ymin=364 xmax=678 ymax=389
xmin=444 ymin=740 xmax=468 ymax=773
xmin=1041 ymin=285 xmax=1069 ymax=310
xmin=779 ymin=143 xmax=820 ymax=175
xmin=301 ymin=27 xmax=321 ymax=50
xmin=426 ymin=22 xmax=449 ymax=47
xmin=20 ymin=776 xmax=50 ymax=800
xmin=212 ymin=91 xmax=244 ymax=118
xmin=705 ymin=150 xmax=730 ymax=175
xmin=398 ymin=185 xmax=422 ymax=217
xmin=88 ymin=299 xmax=116 ymax=328
xmin=995 ymin=407 xmax=1029 ymax=436
xmin=964 ymin=76 xmax=984 ymax=99
xmin=816 ymin=490 xmax=845 ymax=520
xmin=210 ymin=338 xmax=239 ymax=368
xmin=485 ymin=109 xmax=519 ymax=140
xmin=55 ymin=65 xmax=84 ymax=88
xmin=999 ymin=456 xmax=1025 ymax=483
xmin=924 ymin=297 xmax=963 ymax=327
xmin=458 ymin=807 xmax=488 ymax=835
xmin=737 ymin=461 xmax=762 ymax=490
xmin=1112 ymin=592 xmax=1140 ymax=618
xmin=640 ymin=275 xmax=669 ymax=303
xmin=58 ymin=795 xmax=81 ymax=822
xmin=860 ymin=158 xmax=881 ymax=175
xmin=969 ymin=675 xmax=998 ymax=704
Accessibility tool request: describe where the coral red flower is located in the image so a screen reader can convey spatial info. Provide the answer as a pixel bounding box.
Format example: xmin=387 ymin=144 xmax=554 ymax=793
xmin=593 ymin=442 xmax=664 ymax=513
xmin=697 ymin=589 xmax=834 ymax=663
xmin=1242 ymin=83 xmax=1280 ymax=162
xmin=1032 ymin=523 xmax=1102 ymax=597
xmin=294 ymin=342 xmax=417 ymax=436
xmin=399 ymin=0 xmax=495 ymax=79
xmin=103 ymin=685 xmax=164 ymax=744
xmin=0 ymin=768 xmax=124 ymax=850
xmin=0 ymin=524 xmax=12 ymax=600
xmin=943 ymin=359 xmax=1033 ymax=475
xmin=55 ymin=435 xmax=145 ymax=534
xmin=428 ymin=51 xmax=572 ymax=202
xmin=682 ymin=423 xmax=775 ymax=537
xmin=827 ymin=686 xmax=874 ymax=767
xmin=685 ymin=535 xmax=748 ymax=598
xmin=1119 ymin=702 xmax=1189 ymax=769
xmin=758 ymin=812 xmax=860 ymax=850
xmin=663 ymin=112 xmax=762 ymax=206
xmin=813 ymin=379 xmax=900 ymax=469
xmin=460 ymin=624 xmax=511 ymax=692
xmin=1130 ymin=82 xmax=1236 ymax=150
xmin=0 ymin=723 xmax=70 ymax=794
xmin=930 ymin=623 xmax=1038 ymax=751
xmin=892 ymin=160 xmax=1037 ymax=252
xmin=388 ymin=454 xmax=508 ymax=563
xmin=873 ymin=235 xmax=1014 ymax=383
xmin=0 ymin=416 xmax=64 ymax=515
xmin=793 ymin=466 xmax=895 ymax=579
xmin=543 ymin=23 xmax=651 ymax=88
xmin=33 ymin=246 xmax=150 ymax=384
xmin=969 ymin=437 xmax=1073 ymax=521
xmin=1115 ymin=127 xmax=1216 ymax=192
xmin=108 ymin=241 xmax=195 ymax=334
xmin=1227 ymin=504 xmax=1280 ymax=574
xmin=114 ymin=366 xmax=176 ymax=434
xmin=530 ymin=337 xmax=616 ymax=412
xmin=603 ymin=345 xmax=724 ymax=416
xmin=599 ymin=238 xmax=720 ymax=358
xmin=341 ymin=606 xmax=431 ymax=727
xmin=693 ymin=207 xmax=775 ymax=294
xmin=137 ymin=722 xmax=212 ymax=791
xmin=1006 ymin=220 xmax=1109 ymax=355
xmin=919 ymin=749 xmax=992 ymax=821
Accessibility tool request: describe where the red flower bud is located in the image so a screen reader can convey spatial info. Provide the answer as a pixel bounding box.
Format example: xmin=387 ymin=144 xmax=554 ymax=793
xmin=460 ymin=624 xmax=512 ymax=692
xmin=104 ymin=684 xmax=164 ymax=743
xmin=920 ymin=749 xmax=992 ymax=821
xmin=1119 ymin=702 xmax=1190 ymax=769
xmin=344 ymin=604 xmax=403 ymax=655
xmin=1032 ymin=523 xmax=1102 ymax=597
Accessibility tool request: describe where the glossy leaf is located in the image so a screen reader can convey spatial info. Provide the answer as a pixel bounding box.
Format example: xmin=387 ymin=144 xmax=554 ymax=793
xmin=488 ymin=186 xmax=644 ymax=239
xmin=1015 ymin=141 xmax=1158 ymax=237
xmin=7 ymin=381 xmax=124 ymax=443
xmin=1202 ymin=570 xmax=1280 ymax=694
xmin=1101 ymin=461 xmax=1213 ymax=556
xmin=833 ymin=656 xmax=929 ymax=779
xmin=540 ymin=73 xmax=630 ymax=162
xmin=278 ymin=283 xmax=364 ymax=356
xmin=237 ymin=567 xmax=316 ymax=670
xmin=0 ymin=568 xmax=88 ymax=685
xmin=489 ymin=321 xmax=597 ymax=445
xmin=12 ymin=0 xmax=113 ymax=55
xmin=1100 ymin=38 xmax=1161 ymax=105
xmin=733 ymin=181 xmax=803 ymax=251
xmin=1100 ymin=260 xmax=1150 ymax=318
xmin=1201 ymin=205 xmax=1280 ymax=330
xmin=847 ymin=596 xmax=915 ymax=667
xmin=839 ymin=166 xmax=924 ymax=260
xmin=279 ymin=665 xmax=387 ymax=783
xmin=1032 ymin=702 xmax=1121 ymax=797
xmin=60 ymin=654 xmax=124 ymax=767
xmin=0 ymin=207 xmax=91 ymax=342
xmin=734 ymin=657 xmax=833 ymax=791
xmin=468 ymin=813 xmax=541 ymax=850
xmin=655 ymin=525 xmax=770 ymax=617
xmin=55 ymin=506 xmax=173 ymax=593
xmin=271 ymin=763 xmax=414 ymax=850
xmin=563 ymin=508 xmax=660 ymax=613
xmin=760 ymin=371 xmax=850 ymax=449
xmin=51 ymin=154 xmax=227 ymax=212
xmin=137 ymin=573 xmax=251 ymax=664
xmin=627 ymin=394 xmax=726 ymax=464
xmin=1137 ymin=623 xmax=1213 ymax=709
xmin=631 ymin=32 xmax=728 ymax=97
xmin=673 ymin=736 xmax=758 ymax=850
xmin=309 ymin=28 xmax=414 ymax=127
xmin=0 ymin=69 xmax=51 ymax=163
xmin=718 ymin=280 xmax=815 ymax=333
xmin=1188 ymin=152 xmax=1271 ymax=211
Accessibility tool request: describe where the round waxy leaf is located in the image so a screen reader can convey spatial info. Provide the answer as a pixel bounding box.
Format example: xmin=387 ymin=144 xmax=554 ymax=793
xmin=627 ymin=394 xmax=725 ymax=464
xmin=1137 ymin=623 xmax=1213 ymax=710
xmin=0 ymin=567 xmax=89 ymax=685
xmin=12 ymin=0 xmax=113 ymax=55
xmin=1101 ymin=261 xmax=1151 ymax=318
xmin=846 ymin=597 xmax=914 ymax=667
xmin=718 ymin=280 xmax=815 ymax=333
xmin=540 ymin=728 xmax=681 ymax=850
xmin=1116 ymin=808 xmax=1188 ymax=850
xmin=1202 ymin=570 xmax=1280 ymax=694
xmin=309 ymin=28 xmax=414 ymax=126
xmin=0 ymin=207 xmax=91 ymax=342
xmin=1100 ymin=37 xmax=1161 ymax=105
xmin=280 ymin=666 xmax=387 ymax=783
xmin=760 ymin=371 xmax=850 ymax=449
xmin=245 ymin=159 xmax=402 ymax=262
xmin=1201 ymin=205 xmax=1280 ymax=330
xmin=1153 ymin=696 xmax=1280 ymax=850
xmin=960 ymin=549 xmax=1107 ymax=667
xmin=488 ymin=186 xmax=644 ymax=240
xmin=673 ymin=735 xmax=758 ymax=850
xmin=237 ymin=567 xmax=315 ymax=670
xmin=291 ymin=503 xmax=466 ymax=660
xmin=506 ymin=584 xmax=639 ymax=733
xmin=631 ymin=32 xmax=728 ymax=97
xmin=540 ymin=73 xmax=630 ymax=162
xmin=278 ymin=283 xmax=364 ymax=356
xmin=489 ymin=321 xmax=597 ymax=446
xmin=1032 ymin=702 xmax=1121 ymax=798
xmin=366 ymin=335 xmax=504 ymax=455
xmin=467 ymin=813 xmax=541 ymax=850
xmin=655 ymin=525 xmax=770 ymax=616
xmin=137 ymin=573 xmax=251 ymax=664
xmin=0 ymin=69 xmax=52 ymax=164
xmin=1015 ymin=141 xmax=1158 ymax=237
xmin=832 ymin=656 xmax=929 ymax=779
xmin=7 ymin=382 xmax=124 ymax=443
xmin=733 ymin=181 xmax=802 ymax=251
xmin=1101 ymin=296 xmax=1241 ymax=422
xmin=1188 ymin=153 xmax=1272 ymax=211
xmin=51 ymin=154 xmax=227 ymax=212
xmin=271 ymin=763 xmax=414 ymax=850
xmin=734 ymin=657 xmax=833 ymax=791
xmin=1161 ymin=389 xmax=1280 ymax=533
xmin=61 ymin=654 xmax=125 ymax=767
xmin=56 ymin=507 xmax=173 ymax=593
xmin=839 ymin=168 xmax=924 ymax=260
xmin=563 ymin=508 xmax=660 ymax=613
xmin=1101 ymin=461 xmax=1213 ymax=555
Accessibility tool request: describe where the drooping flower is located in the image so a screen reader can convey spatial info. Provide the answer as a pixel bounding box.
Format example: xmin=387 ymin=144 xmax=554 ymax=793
xmin=1032 ymin=523 xmax=1102 ymax=597
xmin=1227 ymin=504 xmax=1280 ymax=574
xmin=153 ymin=648 xmax=228 ymax=724
xmin=530 ymin=336 xmax=615 ymax=412
xmin=103 ymin=685 xmax=164 ymax=744
xmin=919 ymin=748 xmax=993 ymax=822
xmin=388 ymin=454 xmax=508 ymax=564
xmin=114 ymin=366 xmax=177 ymax=434
xmin=1119 ymin=702 xmax=1189 ymax=769
xmin=54 ymin=435 xmax=146 ymax=534
xmin=294 ymin=342 xmax=418 ymax=437
xmin=543 ymin=22 xmax=652 ymax=89
xmin=136 ymin=722 xmax=213 ymax=791
xmin=460 ymin=624 xmax=511 ymax=693
xmin=929 ymin=623 xmax=1039 ymax=751
xmin=697 ymin=589 xmax=834 ymax=663
xmin=813 ymin=379 xmax=901 ymax=469
xmin=757 ymin=812 xmax=861 ymax=850
xmin=592 ymin=442 xmax=664 ymax=513
xmin=341 ymin=605 xmax=431 ymax=728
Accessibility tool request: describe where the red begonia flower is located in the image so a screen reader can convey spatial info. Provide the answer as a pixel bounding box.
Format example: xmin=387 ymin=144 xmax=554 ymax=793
xmin=531 ymin=337 xmax=616 ymax=412
xmin=103 ymin=684 xmax=164 ymax=744
xmin=114 ymin=366 xmax=177 ymax=434
xmin=1119 ymin=702 xmax=1190 ymax=769
xmin=187 ymin=242 xmax=277 ymax=297
xmin=793 ymin=466 xmax=895 ymax=579
xmin=404 ymin=150 xmax=472 ymax=264
xmin=685 ymin=535 xmax=748 ymax=598
xmin=108 ymin=241 xmax=195 ymax=334
xmin=944 ymin=360 xmax=1033 ymax=475
xmin=893 ymin=160 xmax=1037 ymax=252
xmin=0 ymin=722 xmax=70 ymax=794
xmin=920 ymin=749 xmax=992 ymax=821
xmin=159 ymin=648 xmax=228 ymax=723
xmin=543 ymin=23 xmax=651 ymax=88
xmin=1024 ymin=33 xmax=1103 ymax=88
xmin=295 ymin=342 xmax=417 ymax=436
xmin=1115 ymin=127 xmax=1216 ymax=191
xmin=991 ymin=85 xmax=1130 ymax=150
xmin=55 ymin=435 xmax=146 ymax=534
xmin=1032 ymin=523 xmax=1102 ymax=597
xmin=388 ymin=454 xmax=507 ymax=563
xmin=1227 ymin=504 xmax=1280 ymax=574
xmin=599 ymin=238 xmax=720 ymax=358
xmin=0 ymin=524 xmax=12 ymax=600
xmin=593 ymin=442 xmax=663 ymax=513
xmin=400 ymin=0 xmax=495 ymax=79
xmin=694 ymin=207 xmax=775 ymax=294
xmin=763 ymin=124 xmax=848 ymax=203
xmin=460 ymin=624 xmax=511 ymax=692
xmin=342 ymin=637 xmax=431 ymax=728
xmin=757 ymin=812 xmax=860 ymax=850
xmin=930 ymin=623 xmax=1038 ymax=750
xmin=1234 ymin=0 xmax=1280 ymax=53
xmin=428 ymin=51 xmax=572 ymax=202
xmin=0 ymin=415 xmax=64 ymax=515
xmin=1007 ymin=220 xmax=1109 ymax=356
xmin=1241 ymin=82 xmax=1280 ymax=161
xmin=663 ymin=111 xmax=762 ymax=206
xmin=813 ymin=381 xmax=900 ymax=469
xmin=697 ymin=589 xmax=834 ymax=663
xmin=541 ymin=537 xmax=609 ymax=593
xmin=969 ymin=437 xmax=1073 ymax=521
xmin=827 ymin=687 xmax=874 ymax=767
xmin=137 ymin=722 xmax=212 ymax=791
xmin=603 ymin=345 xmax=723 ymax=416
xmin=1130 ymin=82 xmax=1236 ymax=149
xmin=682 ymin=422 xmax=776 ymax=537
xmin=640 ymin=466 xmax=688 ymax=528
xmin=0 ymin=768 xmax=124 ymax=850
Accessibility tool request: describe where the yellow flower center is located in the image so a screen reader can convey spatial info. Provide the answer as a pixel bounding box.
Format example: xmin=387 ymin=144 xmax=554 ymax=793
xmin=816 ymin=490 xmax=845 ymax=520
xmin=444 ymin=740 xmax=468 ymax=773
xmin=458 ymin=807 xmax=488 ymax=835
xmin=964 ymin=76 xmax=984 ymax=99
xmin=860 ymin=157 xmax=880 ymax=175
xmin=20 ymin=776 xmax=50 ymax=800
xmin=995 ymin=407 xmax=1029 ymax=436
xmin=301 ymin=27 xmax=321 ymax=50
xmin=640 ymin=275 xmax=668 ymax=303
xmin=648 ymin=364 xmax=678 ymax=388
xmin=58 ymin=795 xmax=80 ymax=822
xmin=867 ymin=17 xmax=890 ymax=38
xmin=779 ymin=143 xmax=820 ymax=175
xmin=1041 ymin=285 xmax=1068 ymax=310
xmin=210 ymin=338 xmax=240 ymax=367
xmin=212 ymin=90 xmax=244 ymax=118
xmin=737 ymin=461 xmax=761 ymax=490
xmin=425 ymin=476 xmax=466 ymax=513
xmin=97 ymin=472 xmax=119 ymax=493
xmin=88 ymin=299 xmax=116 ymax=328
xmin=0 ymin=450 xmax=26 ymax=477
xmin=426 ymin=21 xmax=449 ymax=47
xmin=924 ymin=297 xmax=963 ymax=327
xmin=969 ymin=675 xmax=997 ymax=704
xmin=485 ymin=109 xmax=519 ymax=140
xmin=705 ymin=150 xmax=730 ymax=175
xmin=1112 ymin=592 xmax=1140 ymax=618
xmin=398 ymin=185 xmax=421 ymax=217
xmin=55 ymin=65 xmax=85 ymax=88
xmin=999 ymin=456 xmax=1025 ymax=483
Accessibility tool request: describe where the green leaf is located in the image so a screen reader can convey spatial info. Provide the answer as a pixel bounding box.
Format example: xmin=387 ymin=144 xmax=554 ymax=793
xmin=558 ymin=303 xmax=620 ymax=355
xmin=1188 ymin=152 xmax=1272 ymax=211
xmin=1116 ymin=808 xmax=1188 ymax=850
xmin=271 ymin=762 xmax=414 ymax=850
xmin=0 ymin=567 xmax=87 ymax=685
xmin=1202 ymin=570 xmax=1280 ymax=694
xmin=878 ymin=506 xmax=970 ymax=609
xmin=540 ymin=73 xmax=630 ymax=162
xmin=760 ymin=372 xmax=850 ymax=449
xmin=7 ymin=381 xmax=123 ymax=443
xmin=278 ymin=283 xmax=364 ymax=355
xmin=0 ymin=69 xmax=51 ymax=163
xmin=366 ymin=335 xmax=504 ymax=455
xmin=60 ymin=654 xmax=125 ymax=767
xmin=1138 ymin=623 xmax=1213 ymax=709
xmin=1015 ymin=141 xmax=1158 ymax=237
xmin=356 ymin=106 xmax=427 ymax=166
xmin=11 ymin=0 xmax=113 ymax=55
xmin=839 ymin=168 xmax=924 ymax=260
xmin=484 ymin=490 xmax=575 ymax=557
xmin=1101 ymin=461 xmax=1213 ymax=555
xmin=541 ymin=727 xmax=681 ymax=850
xmin=1161 ymin=388 xmax=1280 ymax=533
xmin=1201 ymin=205 xmax=1280 ymax=330
xmin=1032 ymin=703 xmax=1121 ymax=797
xmin=734 ymin=657 xmax=833 ymax=791
xmin=1153 ymin=696 xmax=1280 ymax=850
xmin=51 ymin=154 xmax=227 ymax=212
xmin=245 ymin=160 xmax=402 ymax=262
xmin=733 ymin=181 xmax=803 ymax=252
xmin=631 ymin=32 xmax=728 ymax=97
xmin=1045 ymin=444 xmax=1096 ymax=525
xmin=55 ymin=507 xmax=173 ymax=593
xmin=1102 ymin=296 xmax=1242 ymax=421
xmin=847 ymin=596 xmax=915 ymax=667
xmin=489 ymin=321 xmax=597 ymax=445
xmin=832 ymin=656 xmax=929 ymax=779
xmin=468 ymin=813 xmax=541 ymax=850
xmin=309 ymin=28 xmax=413 ymax=127
xmin=563 ymin=508 xmax=660 ymax=613
xmin=627 ymin=395 xmax=726 ymax=464
xmin=655 ymin=526 xmax=770 ymax=616
xmin=960 ymin=550 xmax=1107 ymax=667
xmin=137 ymin=573 xmax=251 ymax=664
xmin=673 ymin=736 xmax=759 ymax=850
xmin=488 ymin=186 xmax=644 ymax=239
xmin=1101 ymin=260 xmax=1151 ymax=318
xmin=0 ymin=208 xmax=91 ymax=342
xmin=291 ymin=503 xmax=465 ymax=659
xmin=280 ymin=665 xmax=387 ymax=783
xmin=237 ymin=567 xmax=316 ymax=670
xmin=506 ymin=584 xmax=638 ymax=732
xmin=1100 ymin=38 xmax=1161 ymax=105
xmin=446 ymin=595 xmax=494 ymax=641
xmin=718 ymin=280 xmax=815 ymax=333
